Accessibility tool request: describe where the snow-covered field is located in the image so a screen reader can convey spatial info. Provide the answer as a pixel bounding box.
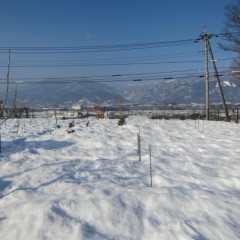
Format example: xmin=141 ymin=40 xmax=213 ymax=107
xmin=0 ymin=116 xmax=239 ymax=240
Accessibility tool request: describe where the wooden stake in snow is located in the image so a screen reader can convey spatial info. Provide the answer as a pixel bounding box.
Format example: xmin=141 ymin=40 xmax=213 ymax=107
xmin=237 ymin=109 xmax=239 ymax=124
xmin=54 ymin=110 xmax=58 ymax=127
xmin=149 ymin=145 xmax=153 ymax=187
xmin=22 ymin=126 xmax=24 ymax=145
xmin=137 ymin=130 xmax=141 ymax=162
xmin=16 ymin=119 xmax=20 ymax=134
xmin=0 ymin=131 xmax=1 ymax=153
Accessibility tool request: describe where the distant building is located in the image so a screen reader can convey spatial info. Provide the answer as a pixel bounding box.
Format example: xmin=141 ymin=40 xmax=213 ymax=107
xmin=72 ymin=104 xmax=81 ymax=110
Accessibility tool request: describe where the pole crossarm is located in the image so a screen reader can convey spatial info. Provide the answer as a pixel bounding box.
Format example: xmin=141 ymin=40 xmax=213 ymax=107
xmin=195 ymin=32 xmax=218 ymax=43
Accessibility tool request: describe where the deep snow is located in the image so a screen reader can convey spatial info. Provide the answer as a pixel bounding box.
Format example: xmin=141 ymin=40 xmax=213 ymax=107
xmin=0 ymin=116 xmax=239 ymax=240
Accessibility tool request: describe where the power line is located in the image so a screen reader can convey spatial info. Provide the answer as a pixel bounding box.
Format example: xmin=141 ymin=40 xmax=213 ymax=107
xmin=0 ymin=66 xmax=233 ymax=82
xmin=0 ymin=57 xmax=235 ymax=70
xmin=0 ymin=39 xmax=197 ymax=55
xmin=0 ymin=60 xmax=204 ymax=68
xmin=0 ymin=71 xmax=234 ymax=85
xmin=0 ymin=31 xmax=237 ymax=48
xmin=0 ymin=57 xmax=234 ymax=68
xmin=0 ymin=26 xmax=209 ymax=44
xmin=0 ymin=38 xmax=196 ymax=50
xmin=0 ymin=51 xmax=204 ymax=64
xmin=0 ymin=33 xmax=236 ymax=89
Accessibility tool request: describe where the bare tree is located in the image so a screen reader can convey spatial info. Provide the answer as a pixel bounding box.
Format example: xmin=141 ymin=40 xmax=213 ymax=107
xmin=220 ymin=0 xmax=240 ymax=80
xmin=220 ymin=0 xmax=240 ymax=53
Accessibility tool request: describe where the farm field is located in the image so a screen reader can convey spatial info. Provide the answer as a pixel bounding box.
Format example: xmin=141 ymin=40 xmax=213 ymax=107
xmin=0 ymin=116 xmax=240 ymax=240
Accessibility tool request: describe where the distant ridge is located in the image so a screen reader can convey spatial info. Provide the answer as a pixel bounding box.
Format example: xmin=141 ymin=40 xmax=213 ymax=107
xmin=0 ymin=76 xmax=239 ymax=107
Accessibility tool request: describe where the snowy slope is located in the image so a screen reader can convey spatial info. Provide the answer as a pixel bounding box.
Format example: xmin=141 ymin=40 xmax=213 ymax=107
xmin=0 ymin=117 xmax=240 ymax=240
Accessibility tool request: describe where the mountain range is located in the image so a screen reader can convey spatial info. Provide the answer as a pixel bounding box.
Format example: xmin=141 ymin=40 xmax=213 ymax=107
xmin=1 ymin=76 xmax=239 ymax=107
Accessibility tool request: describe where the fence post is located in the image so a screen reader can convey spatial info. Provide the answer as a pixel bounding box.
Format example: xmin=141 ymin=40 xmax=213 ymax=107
xmin=237 ymin=109 xmax=239 ymax=124
xmin=54 ymin=110 xmax=58 ymax=127
xmin=149 ymin=145 xmax=153 ymax=187
xmin=137 ymin=130 xmax=141 ymax=162
xmin=22 ymin=126 xmax=24 ymax=146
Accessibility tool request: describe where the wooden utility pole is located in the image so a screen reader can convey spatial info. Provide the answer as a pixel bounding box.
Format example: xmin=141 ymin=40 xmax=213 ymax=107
xmin=197 ymin=30 xmax=230 ymax=122
xmin=196 ymin=30 xmax=212 ymax=120
xmin=208 ymin=41 xmax=230 ymax=122
xmin=1 ymin=49 xmax=11 ymax=118
xmin=205 ymin=35 xmax=210 ymax=120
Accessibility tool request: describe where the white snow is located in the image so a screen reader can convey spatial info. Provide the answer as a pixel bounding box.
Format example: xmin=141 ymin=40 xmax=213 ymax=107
xmin=0 ymin=116 xmax=240 ymax=240
xmin=223 ymin=81 xmax=232 ymax=87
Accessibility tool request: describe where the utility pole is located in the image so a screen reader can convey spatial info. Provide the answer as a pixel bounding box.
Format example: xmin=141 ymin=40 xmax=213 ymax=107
xmin=196 ymin=30 xmax=213 ymax=120
xmin=203 ymin=31 xmax=209 ymax=120
xmin=208 ymin=41 xmax=230 ymax=122
xmin=196 ymin=29 xmax=230 ymax=122
xmin=205 ymin=35 xmax=210 ymax=121
xmin=1 ymin=49 xmax=11 ymax=118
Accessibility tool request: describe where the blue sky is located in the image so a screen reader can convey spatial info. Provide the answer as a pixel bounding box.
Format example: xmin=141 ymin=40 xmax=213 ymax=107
xmin=0 ymin=0 xmax=236 ymax=83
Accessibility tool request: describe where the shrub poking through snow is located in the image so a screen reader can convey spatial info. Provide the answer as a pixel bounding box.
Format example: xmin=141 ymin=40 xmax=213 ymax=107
xmin=67 ymin=121 xmax=75 ymax=133
xmin=68 ymin=121 xmax=75 ymax=128
xmin=67 ymin=129 xmax=75 ymax=133
xmin=94 ymin=105 xmax=105 ymax=120
xmin=118 ymin=116 xmax=127 ymax=126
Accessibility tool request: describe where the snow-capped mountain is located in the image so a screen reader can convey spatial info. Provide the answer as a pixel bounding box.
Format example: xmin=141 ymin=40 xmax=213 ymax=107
xmin=0 ymin=76 xmax=239 ymax=106
xmin=117 ymin=77 xmax=240 ymax=105
xmin=0 ymin=82 xmax=122 ymax=106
